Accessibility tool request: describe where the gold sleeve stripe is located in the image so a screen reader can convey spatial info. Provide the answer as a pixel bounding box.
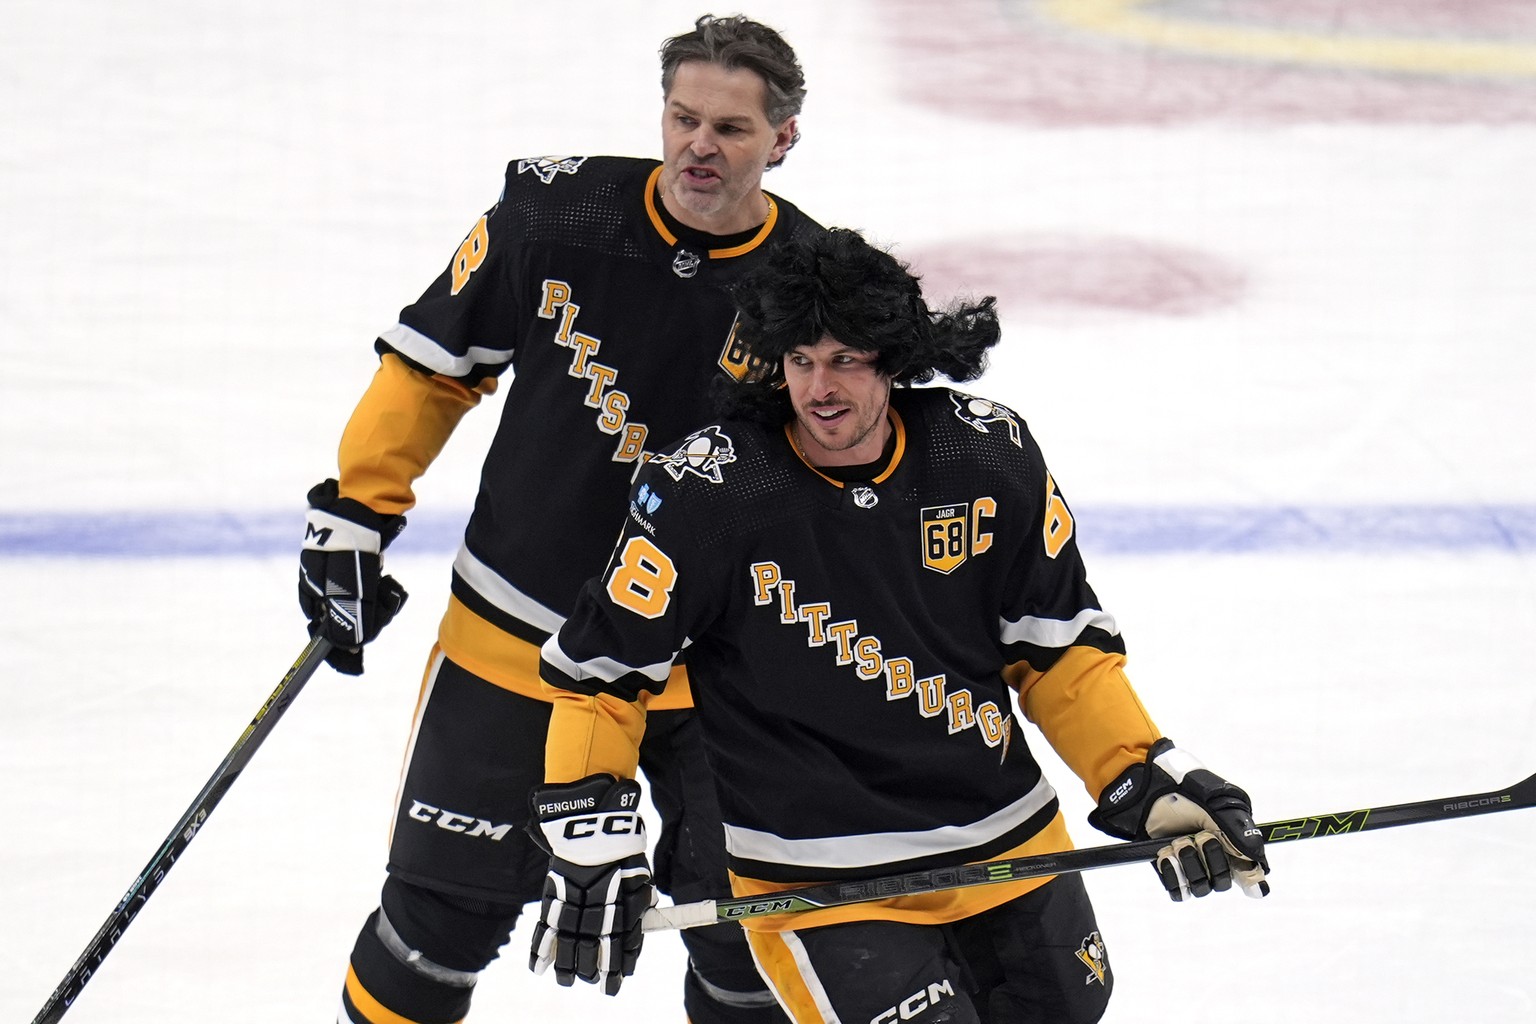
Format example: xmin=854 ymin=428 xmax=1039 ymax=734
xmin=337 ymin=353 xmax=483 ymax=515
xmin=544 ymin=688 xmax=647 ymax=784
xmin=1011 ymin=646 xmax=1160 ymax=799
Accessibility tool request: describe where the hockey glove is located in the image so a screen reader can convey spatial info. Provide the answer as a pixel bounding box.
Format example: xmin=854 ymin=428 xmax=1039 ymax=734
xmin=528 ymin=774 xmax=655 ymax=996
xmin=297 ymin=478 xmax=407 ymax=675
xmin=1089 ymin=737 xmax=1270 ymax=901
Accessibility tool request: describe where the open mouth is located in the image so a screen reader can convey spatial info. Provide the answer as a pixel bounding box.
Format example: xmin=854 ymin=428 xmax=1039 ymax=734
xmin=810 ymin=407 xmax=849 ymax=426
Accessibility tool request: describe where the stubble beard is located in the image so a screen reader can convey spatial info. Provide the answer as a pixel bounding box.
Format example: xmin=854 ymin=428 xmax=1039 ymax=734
xmin=664 ymin=161 xmax=751 ymax=224
xmin=798 ymin=395 xmax=890 ymax=460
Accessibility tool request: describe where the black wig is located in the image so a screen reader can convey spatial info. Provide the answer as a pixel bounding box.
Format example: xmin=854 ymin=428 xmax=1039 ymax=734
xmin=718 ymin=228 xmax=1000 ymax=425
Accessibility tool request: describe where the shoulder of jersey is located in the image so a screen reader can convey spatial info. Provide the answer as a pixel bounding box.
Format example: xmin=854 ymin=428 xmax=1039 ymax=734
xmin=487 ymin=155 xmax=655 ymax=249
xmin=643 ymin=420 xmax=775 ymax=498
xmin=907 ymin=386 xmax=1037 ymax=457
xmin=635 ymin=420 xmax=818 ymax=551
xmin=494 ymin=155 xmax=652 ymax=220
xmin=500 ymin=155 xmax=651 ymax=194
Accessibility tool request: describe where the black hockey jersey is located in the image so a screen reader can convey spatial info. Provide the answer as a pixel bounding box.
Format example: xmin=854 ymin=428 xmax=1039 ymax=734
xmin=542 ymin=387 xmax=1163 ymax=929
xmin=335 ymin=156 xmax=822 ymax=703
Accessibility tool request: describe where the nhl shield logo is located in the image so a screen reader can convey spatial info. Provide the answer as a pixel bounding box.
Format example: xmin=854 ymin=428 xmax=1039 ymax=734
xmin=920 ymin=503 xmax=971 ymax=574
xmin=673 ymin=248 xmax=702 ymax=279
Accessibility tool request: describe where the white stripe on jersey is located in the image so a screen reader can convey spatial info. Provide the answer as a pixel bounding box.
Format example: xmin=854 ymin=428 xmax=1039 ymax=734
xmin=379 ymin=322 xmax=516 ymax=377
xmin=723 ymin=776 xmax=1058 ymax=870
xmin=453 ymin=543 xmax=565 ymax=633
xmin=998 ymin=606 xmax=1119 ymax=649
xmin=780 ymin=930 xmax=839 ymax=1024
xmin=541 ymin=635 xmax=676 ymax=687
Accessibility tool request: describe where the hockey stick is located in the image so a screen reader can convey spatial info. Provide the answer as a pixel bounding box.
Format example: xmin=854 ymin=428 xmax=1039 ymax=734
xmin=642 ymin=768 xmax=1536 ymax=931
xmin=30 ymin=635 xmax=333 ymax=1024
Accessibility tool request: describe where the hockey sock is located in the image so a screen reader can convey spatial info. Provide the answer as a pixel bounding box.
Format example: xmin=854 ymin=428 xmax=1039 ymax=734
xmin=339 ymin=885 xmax=520 ymax=1024
xmin=340 ymin=908 xmax=476 ymax=1024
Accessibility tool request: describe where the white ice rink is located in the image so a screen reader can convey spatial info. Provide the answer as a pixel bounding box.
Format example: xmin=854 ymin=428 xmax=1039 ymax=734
xmin=4 ymin=1 xmax=1535 ymax=1021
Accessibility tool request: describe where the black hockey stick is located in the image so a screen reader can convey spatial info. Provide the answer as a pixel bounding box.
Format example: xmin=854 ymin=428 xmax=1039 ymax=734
xmin=642 ymin=768 xmax=1536 ymax=931
xmin=30 ymin=635 xmax=333 ymax=1024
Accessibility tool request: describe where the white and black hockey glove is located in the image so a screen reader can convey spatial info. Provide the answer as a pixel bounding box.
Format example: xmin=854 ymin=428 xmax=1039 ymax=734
xmin=298 ymin=478 xmax=407 ymax=675
xmin=1089 ymin=738 xmax=1270 ymax=901
xmin=528 ymin=774 xmax=655 ymax=996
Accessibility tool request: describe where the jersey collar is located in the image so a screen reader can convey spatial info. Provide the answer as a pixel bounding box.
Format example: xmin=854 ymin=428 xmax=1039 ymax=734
xmin=784 ymin=408 xmax=907 ymax=489
xmin=644 ymin=165 xmax=780 ymax=259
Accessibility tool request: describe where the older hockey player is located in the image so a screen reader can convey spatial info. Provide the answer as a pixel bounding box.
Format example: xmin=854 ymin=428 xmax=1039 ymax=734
xmin=530 ymin=228 xmax=1269 ymax=1023
xmin=296 ymin=14 xmax=822 ymax=1024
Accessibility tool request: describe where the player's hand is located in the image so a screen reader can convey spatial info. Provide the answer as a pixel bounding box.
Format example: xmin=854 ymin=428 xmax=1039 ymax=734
xmin=297 ymin=478 xmax=407 ymax=675
xmin=528 ymin=775 xmax=655 ymax=995
xmin=1089 ymin=738 xmax=1270 ymax=901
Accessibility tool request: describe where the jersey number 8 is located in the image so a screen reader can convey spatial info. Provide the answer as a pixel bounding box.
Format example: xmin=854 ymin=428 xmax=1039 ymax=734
xmin=606 ymin=536 xmax=679 ymax=619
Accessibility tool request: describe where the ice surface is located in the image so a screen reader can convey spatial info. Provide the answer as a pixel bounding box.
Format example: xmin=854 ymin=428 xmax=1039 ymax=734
xmin=4 ymin=1 xmax=1533 ymax=1021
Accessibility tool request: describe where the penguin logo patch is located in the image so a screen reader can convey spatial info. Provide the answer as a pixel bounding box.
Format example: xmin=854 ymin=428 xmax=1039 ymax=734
xmin=1075 ymin=931 xmax=1109 ymax=987
xmin=516 ymin=156 xmax=588 ymax=184
xmin=950 ymin=393 xmax=1022 ymax=448
xmin=653 ymin=426 xmax=736 ymax=484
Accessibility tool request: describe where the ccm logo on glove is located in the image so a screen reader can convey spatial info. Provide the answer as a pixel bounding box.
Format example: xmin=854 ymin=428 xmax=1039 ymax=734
xmin=1103 ymin=777 xmax=1136 ymax=806
xmin=559 ymin=814 xmax=644 ymax=840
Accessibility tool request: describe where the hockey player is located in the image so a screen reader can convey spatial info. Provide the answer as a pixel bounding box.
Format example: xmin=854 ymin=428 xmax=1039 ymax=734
xmin=530 ymin=228 xmax=1270 ymax=1022
xmin=296 ymin=15 xmax=821 ymax=1024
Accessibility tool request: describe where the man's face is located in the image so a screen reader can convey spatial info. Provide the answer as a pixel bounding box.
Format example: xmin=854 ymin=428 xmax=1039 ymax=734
xmin=659 ymin=61 xmax=797 ymax=234
xmin=784 ymin=337 xmax=893 ymax=468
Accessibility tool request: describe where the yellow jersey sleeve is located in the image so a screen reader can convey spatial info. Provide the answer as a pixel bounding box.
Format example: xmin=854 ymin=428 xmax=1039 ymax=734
xmin=1009 ymin=646 xmax=1161 ymax=800
xmin=543 ymin=687 xmax=648 ymax=784
xmin=336 ymin=353 xmax=491 ymax=514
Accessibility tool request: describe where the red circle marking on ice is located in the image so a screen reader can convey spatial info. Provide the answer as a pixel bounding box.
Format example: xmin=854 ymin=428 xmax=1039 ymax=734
xmin=905 ymin=236 xmax=1246 ymax=318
